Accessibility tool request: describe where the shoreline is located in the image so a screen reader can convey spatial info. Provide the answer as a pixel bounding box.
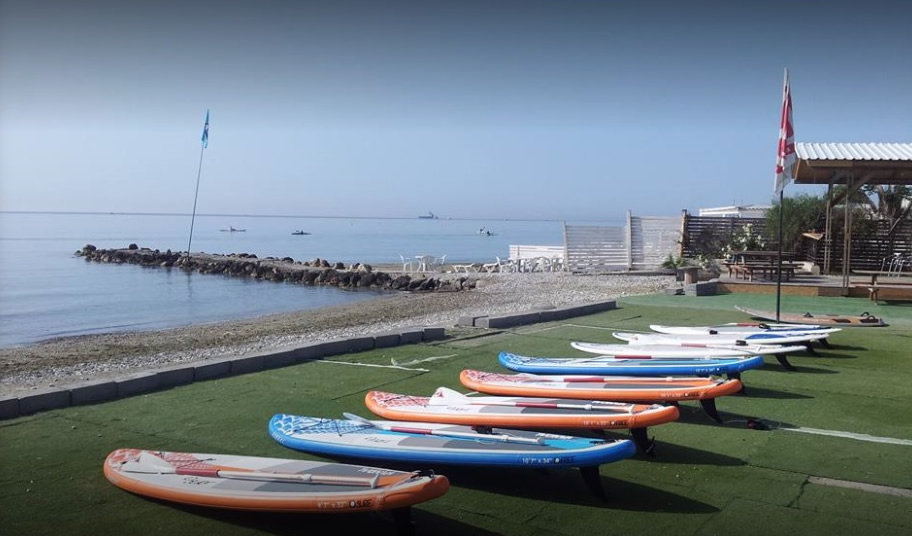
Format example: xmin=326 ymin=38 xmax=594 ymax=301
xmin=0 ymin=271 xmax=676 ymax=396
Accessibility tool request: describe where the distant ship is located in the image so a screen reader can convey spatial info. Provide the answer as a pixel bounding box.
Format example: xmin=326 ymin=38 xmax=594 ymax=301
xmin=291 ymin=230 xmax=310 ymax=235
xmin=220 ymin=226 xmax=246 ymax=232
xmin=418 ymin=211 xmax=438 ymax=219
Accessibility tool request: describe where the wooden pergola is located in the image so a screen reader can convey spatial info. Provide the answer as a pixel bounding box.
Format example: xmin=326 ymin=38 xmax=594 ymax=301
xmin=793 ymin=142 xmax=912 ymax=292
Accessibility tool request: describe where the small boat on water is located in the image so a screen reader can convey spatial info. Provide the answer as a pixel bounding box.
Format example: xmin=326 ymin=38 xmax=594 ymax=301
xmin=220 ymin=226 xmax=246 ymax=232
xmin=418 ymin=211 xmax=438 ymax=219
xmin=291 ymin=230 xmax=310 ymax=235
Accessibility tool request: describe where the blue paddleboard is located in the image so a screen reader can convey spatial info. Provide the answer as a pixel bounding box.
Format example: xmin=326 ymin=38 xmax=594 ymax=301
xmin=268 ymin=413 xmax=636 ymax=468
xmin=498 ymin=351 xmax=765 ymax=376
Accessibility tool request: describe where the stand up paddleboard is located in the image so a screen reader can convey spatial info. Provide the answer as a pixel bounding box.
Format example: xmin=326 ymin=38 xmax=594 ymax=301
xmin=103 ymin=449 xmax=449 ymax=518
xmin=648 ymin=323 xmax=841 ymax=336
xmin=365 ymin=387 xmax=680 ymax=455
xmin=498 ymin=351 xmax=765 ymax=378
xmin=459 ymin=369 xmax=742 ymax=423
xmin=608 ymin=331 xmax=816 ymax=348
xmin=268 ymin=413 xmax=636 ymax=500
xmin=569 ymin=341 xmax=805 ymax=357
xmin=734 ymin=306 xmax=885 ymax=327
xmin=585 ymin=335 xmax=808 ymax=370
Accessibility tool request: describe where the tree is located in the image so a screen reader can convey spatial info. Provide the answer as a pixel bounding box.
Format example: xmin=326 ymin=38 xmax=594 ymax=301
xmin=859 ymin=184 xmax=912 ymax=236
xmin=765 ymin=194 xmax=827 ymax=252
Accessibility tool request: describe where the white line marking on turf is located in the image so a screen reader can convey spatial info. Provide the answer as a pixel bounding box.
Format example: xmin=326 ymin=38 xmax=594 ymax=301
xmin=390 ymin=354 xmax=460 ymax=367
xmin=808 ymin=476 xmax=912 ymax=498
xmin=520 ymin=324 xmax=567 ymax=334
xmin=781 ymin=426 xmax=912 ymax=446
xmin=564 ymin=324 xmax=619 ymax=331
xmin=317 ymin=360 xmax=429 ymax=373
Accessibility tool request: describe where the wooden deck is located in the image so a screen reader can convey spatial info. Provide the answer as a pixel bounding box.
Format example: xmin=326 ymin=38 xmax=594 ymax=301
xmin=717 ymin=273 xmax=912 ymax=302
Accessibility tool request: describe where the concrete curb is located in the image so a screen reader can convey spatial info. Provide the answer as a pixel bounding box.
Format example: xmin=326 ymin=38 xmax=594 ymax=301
xmin=0 ymin=301 xmax=617 ymax=420
xmin=460 ymin=300 xmax=617 ymax=328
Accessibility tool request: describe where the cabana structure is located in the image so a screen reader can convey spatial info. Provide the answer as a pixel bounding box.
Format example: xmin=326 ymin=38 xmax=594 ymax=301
xmin=793 ymin=142 xmax=912 ymax=292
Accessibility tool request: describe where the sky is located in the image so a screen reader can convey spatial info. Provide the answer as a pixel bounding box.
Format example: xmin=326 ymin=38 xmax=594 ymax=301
xmin=1 ymin=0 xmax=910 ymax=222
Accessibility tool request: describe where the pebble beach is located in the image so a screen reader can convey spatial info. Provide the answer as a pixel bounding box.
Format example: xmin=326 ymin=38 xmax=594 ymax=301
xmin=0 ymin=270 xmax=676 ymax=396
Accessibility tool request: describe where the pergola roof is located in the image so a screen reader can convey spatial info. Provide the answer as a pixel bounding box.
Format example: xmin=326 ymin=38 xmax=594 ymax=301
xmin=794 ymin=142 xmax=912 ymax=185
xmin=790 ymin=142 xmax=912 ymax=291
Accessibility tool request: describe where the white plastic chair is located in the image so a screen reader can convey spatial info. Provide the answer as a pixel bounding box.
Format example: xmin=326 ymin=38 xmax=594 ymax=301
xmin=399 ymin=254 xmax=415 ymax=272
xmin=435 ymin=254 xmax=448 ymax=272
xmin=550 ymin=256 xmax=564 ymax=272
xmin=416 ymin=255 xmax=435 ymax=272
xmin=890 ymin=254 xmax=911 ymax=277
xmin=531 ymin=256 xmax=551 ymax=272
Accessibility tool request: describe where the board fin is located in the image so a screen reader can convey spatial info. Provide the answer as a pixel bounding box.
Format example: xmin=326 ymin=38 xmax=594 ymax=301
xmin=630 ymin=427 xmax=656 ymax=457
xmin=391 ymin=506 xmax=415 ymax=536
xmin=776 ymin=354 xmax=797 ymax=371
xmin=699 ymin=399 xmax=724 ymax=423
xmin=578 ymin=465 xmax=607 ymax=502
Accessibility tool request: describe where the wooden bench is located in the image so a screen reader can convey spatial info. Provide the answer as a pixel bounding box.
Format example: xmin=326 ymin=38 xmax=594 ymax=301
xmin=867 ymin=283 xmax=912 ymax=302
xmin=852 ymin=269 xmax=908 ymax=286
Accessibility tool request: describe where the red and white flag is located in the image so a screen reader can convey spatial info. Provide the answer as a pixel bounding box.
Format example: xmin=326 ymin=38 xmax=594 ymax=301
xmin=774 ymin=68 xmax=796 ymax=196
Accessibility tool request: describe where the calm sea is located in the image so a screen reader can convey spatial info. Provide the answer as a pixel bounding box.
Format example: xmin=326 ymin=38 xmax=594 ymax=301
xmin=0 ymin=212 xmax=568 ymax=348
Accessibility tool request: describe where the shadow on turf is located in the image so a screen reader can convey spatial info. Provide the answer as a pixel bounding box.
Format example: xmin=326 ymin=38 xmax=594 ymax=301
xmin=759 ymin=361 xmax=838 ymax=374
xmin=406 ymin=465 xmax=718 ymax=513
xmin=295 ymin=457 xmax=718 ymax=513
xmin=674 ymin=404 xmax=795 ymax=432
xmin=728 ymin=385 xmax=813 ymax=399
xmin=630 ymin=436 xmax=746 ymax=467
xmin=159 ymin=499 xmax=492 ymax=536
xmin=796 ymin=352 xmax=860 ymax=360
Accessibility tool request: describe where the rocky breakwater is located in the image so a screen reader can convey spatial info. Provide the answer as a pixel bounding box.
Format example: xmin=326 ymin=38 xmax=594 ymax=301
xmin=75 ymin=244 xmax=475 ymax=292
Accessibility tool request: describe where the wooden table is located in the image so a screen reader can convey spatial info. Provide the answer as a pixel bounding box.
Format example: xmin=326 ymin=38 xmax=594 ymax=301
xmin=727 ymin=251 xmax=800 ymax=282
xmin=730 ymin=250 xmax=796 ymax=264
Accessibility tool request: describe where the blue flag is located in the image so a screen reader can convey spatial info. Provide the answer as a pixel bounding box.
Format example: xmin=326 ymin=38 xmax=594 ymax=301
xmin=201 ymin=109 xmax=210 ymax=148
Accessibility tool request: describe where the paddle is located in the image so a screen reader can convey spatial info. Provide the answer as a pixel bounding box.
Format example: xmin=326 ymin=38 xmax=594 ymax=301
xmin=497 ymin=373 xmax=724 ymax=386
xmin=677 ymin=343 xmax=808 ymax=355
xmin=123 ymin=452 xmax=380 ymax=488
xmin=342 ymin=412 xmax=544 ymax=445
xmin=427 ymin=387 xmax=636 ymax=413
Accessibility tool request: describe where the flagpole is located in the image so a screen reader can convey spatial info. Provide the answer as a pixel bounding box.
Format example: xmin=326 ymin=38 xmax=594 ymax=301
xmin=185 ymin=144 xmax=206 ymax=262
xmin=773 ymin=68 xmax=794 ymax=324
xmin=775 ymin=190 xmax=784 ymax=322
xmin=186 ymin=110 xmax=210 ymax=263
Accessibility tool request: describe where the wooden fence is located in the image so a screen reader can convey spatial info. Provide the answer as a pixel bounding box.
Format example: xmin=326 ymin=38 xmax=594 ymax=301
xmin=680 ymin=214 xmax=912 ymax=273
xmin=525 ymin=211 xmax=910 ymax=274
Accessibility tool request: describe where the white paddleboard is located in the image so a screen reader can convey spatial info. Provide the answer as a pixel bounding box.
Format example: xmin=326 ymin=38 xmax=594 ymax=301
xmin=613 ymin=330 xmax=827 ymax=346
xmin=571 ymin=340 xmax=806 ymax=356
xmin=648 ymin=324 xmax=841 ymax=336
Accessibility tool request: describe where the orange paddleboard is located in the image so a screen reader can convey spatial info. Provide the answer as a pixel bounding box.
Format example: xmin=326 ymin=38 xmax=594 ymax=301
xmin=460 ymin=369 xmax=743 ymax=402
xmin=103 ymin=448 xmax=449 ymax=513
xmin=365 ymin=387 xmax=679 ymax=431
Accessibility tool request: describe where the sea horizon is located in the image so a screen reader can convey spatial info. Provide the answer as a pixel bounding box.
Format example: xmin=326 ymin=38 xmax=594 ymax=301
xmin=0 ymin=209 xmax=624 ymax=224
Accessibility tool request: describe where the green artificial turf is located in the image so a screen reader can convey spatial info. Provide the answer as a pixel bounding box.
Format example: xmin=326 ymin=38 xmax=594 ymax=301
xmin=1 ymin=296 xmax=910 ymax=535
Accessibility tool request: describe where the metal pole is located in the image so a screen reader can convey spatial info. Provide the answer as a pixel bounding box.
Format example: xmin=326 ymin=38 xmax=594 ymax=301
xmin=186 ymin=142 xmax=206 ymax=261
xmin=775 ymin=190 xmax=784 ymax=322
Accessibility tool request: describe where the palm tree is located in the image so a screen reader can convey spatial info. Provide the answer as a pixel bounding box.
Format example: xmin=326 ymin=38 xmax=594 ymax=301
xmin=859 ymin=184 xmax=912 ymax=236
